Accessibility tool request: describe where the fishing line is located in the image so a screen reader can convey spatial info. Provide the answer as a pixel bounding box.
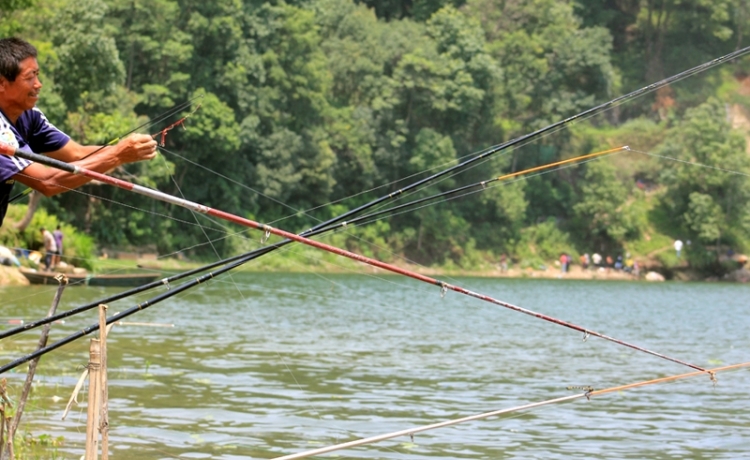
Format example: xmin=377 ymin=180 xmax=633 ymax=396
xmin=629 ymin=148 xmax=750 ymax=177
xmin=0 ymin=147 xmax=648 ymax=339
xmin=148 ymin=147 xmax=625 ymax=281
xmin=342 ymin=147 xmax=626 ymax=231
xmin=0 ymin=146 xmax=713 ymax=376
xmin=327 ymin=155 xmax=613 ymax=244
xmin=160 ymin=153 xmax=339 ymax=434
xmin=0 ymin=143 xmax=655 ymax=338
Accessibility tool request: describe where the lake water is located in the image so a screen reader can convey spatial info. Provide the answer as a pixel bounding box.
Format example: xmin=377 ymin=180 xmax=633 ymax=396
xmin=1 ymin=272 xmax=748 ymax=459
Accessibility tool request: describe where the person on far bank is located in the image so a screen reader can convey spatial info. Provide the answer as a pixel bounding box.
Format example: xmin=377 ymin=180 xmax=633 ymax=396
xmin=40 ymin=226 xmax=56 ymax=271
xmin=674 ymin=239 xmax=683 ymax=258
xmin=0 ymin=37 xmax=158 ymax=228
xmin=52 ymin=224 xmax=63 ymax=268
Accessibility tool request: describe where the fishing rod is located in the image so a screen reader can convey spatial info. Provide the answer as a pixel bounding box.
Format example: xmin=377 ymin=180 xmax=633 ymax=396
xmin=0 ymin=145 xmax=711 ymax=375
xmin=8 ymin=95 xmax=203 ymax=203
xmin=7 ymin=44 xmax=749 ymax=337
xmin=348 ymin=146 xmax=627 ymax=226
xmin=0 ymin=146 xmax=616 ymax=340
xmin=272 ymin=361 xmax=750 ymax=460
xmin=0 ymin=146 xmax=626 ymax=340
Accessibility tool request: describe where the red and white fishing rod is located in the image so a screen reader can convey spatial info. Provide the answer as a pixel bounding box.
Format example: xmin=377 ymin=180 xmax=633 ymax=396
xmin=0 ymin=144 xmax=711 ymax=375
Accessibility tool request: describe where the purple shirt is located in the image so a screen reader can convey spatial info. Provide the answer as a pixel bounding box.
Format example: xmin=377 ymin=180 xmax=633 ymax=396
xmin=0 ymin=107 xmax=69 ymax=225
xmin=53 ymin=229 xmax=63 ymax=251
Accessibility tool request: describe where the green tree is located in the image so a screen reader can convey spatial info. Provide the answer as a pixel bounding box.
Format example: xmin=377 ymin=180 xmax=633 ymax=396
xmin=573 ymin=160 xmax=635 ymax=249
xmin=45 ymin=0 xmax=126 ymax=108
xmin=0 ymin=0 xmax=35 ymax=35
xmin=354 ymin=0 xmax=466 ymax=21
xmin=658 ymin=98 xmax=750 ymax=253
xmin=106 ymin=0 xmax=193 ymax=110
xmin=465 ymin=0 xmax=614 ymax=134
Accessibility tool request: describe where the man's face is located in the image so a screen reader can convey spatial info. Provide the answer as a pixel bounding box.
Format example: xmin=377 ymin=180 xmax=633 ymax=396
xmin=0 ymin=57 xmax=41 ymax=113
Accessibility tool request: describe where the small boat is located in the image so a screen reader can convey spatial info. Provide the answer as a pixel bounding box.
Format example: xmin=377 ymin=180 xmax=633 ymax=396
xmin=18 ymin=268 xmax=162 ymax=287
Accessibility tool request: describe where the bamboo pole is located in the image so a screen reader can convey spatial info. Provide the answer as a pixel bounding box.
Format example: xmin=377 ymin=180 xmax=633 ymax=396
xmin=2 ymin=274 xmax=67 ymax=460
xmin=0 ymin=379 xmax=9 ymax=460
xmin=84 ymin=339 xmax=101 ymax=460
xmin=98 ymin=305 xmax=109 ymax=460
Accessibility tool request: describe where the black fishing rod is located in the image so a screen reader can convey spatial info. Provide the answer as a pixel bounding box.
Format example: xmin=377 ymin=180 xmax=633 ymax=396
xmin=8 ymin=95 xmax=203 ymax=203
xmin=348 ymin=147 xmax=627 ymax=227
xmin=5 ymin=45 xmax=750 ymax=338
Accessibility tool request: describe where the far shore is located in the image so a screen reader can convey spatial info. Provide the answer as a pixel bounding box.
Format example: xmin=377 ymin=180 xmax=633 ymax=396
xmin=2 ymin=258 xmax=746 ymax=287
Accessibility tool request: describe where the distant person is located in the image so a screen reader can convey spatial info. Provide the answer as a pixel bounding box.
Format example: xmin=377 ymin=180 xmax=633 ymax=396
xmin=592 ymin=253 xmax=602 ymax=268
xmin=559 ymin=253 xmax=568 ymax=273
xmin=580 ymin=253 xmax=589 ymax=270
xmin=674 ymin=239 xmax=683 ymax=258
xmin=624 ymin=253 xmax=634 ymax=273
xmin=40 ymin=226 xmax=56 ymax=271
xmin=52 ymin=224 xmax=63 ymax=268
xmin=605 ymin=255 xmax=613 ymax=273
xmin=499 ymin=253 xmax=508 ymax=272
xmin=614 ymin=255 xmax=623 ymax=271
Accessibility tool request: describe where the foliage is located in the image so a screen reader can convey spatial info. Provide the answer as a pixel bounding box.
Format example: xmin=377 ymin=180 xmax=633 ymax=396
xmin=0 ymin=205 xmax=96 ymax=270
xmin=0 ymin=0 xmax=747 ymax=276
xmin=513 ymin=218 xmax=576 ymax=270
xmin=572 ymin=159 xmax=638 ymax=249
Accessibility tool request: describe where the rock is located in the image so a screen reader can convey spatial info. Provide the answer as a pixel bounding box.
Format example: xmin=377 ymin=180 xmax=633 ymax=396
xmin=645 ymin=271 xmax=665 ymax=282
xmin=0 ymin=266 xmax=29 ymax=285
xmin=725 ymin=268 xmax=750 ymax=283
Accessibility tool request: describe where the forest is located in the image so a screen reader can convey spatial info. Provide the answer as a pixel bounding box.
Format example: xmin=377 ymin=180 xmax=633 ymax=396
xmin=0 ymin=0 xmax=749 ymax=275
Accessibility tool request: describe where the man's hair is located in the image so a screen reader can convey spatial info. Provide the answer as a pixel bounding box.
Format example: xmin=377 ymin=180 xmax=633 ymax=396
xmin=0 ymin=37 xmax=37 ymax=82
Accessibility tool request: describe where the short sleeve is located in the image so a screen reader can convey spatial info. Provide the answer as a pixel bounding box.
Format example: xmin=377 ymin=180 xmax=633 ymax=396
xmin=0 ymin=116 xmax=31 ymax=182
xmin=24 ymin=108 xmax=70 ymax=153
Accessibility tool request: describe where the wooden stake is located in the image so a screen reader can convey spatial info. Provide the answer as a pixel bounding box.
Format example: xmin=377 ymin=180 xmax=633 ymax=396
xmin=0 ymin=379 xmax=8 ymax=460
xmin=98 ymin=305 xmax=109 ymax=460
xmin=3 ymin=274 xmax=67 ymax=460
xmin=84 ymin=339 xmax=101 ymax=460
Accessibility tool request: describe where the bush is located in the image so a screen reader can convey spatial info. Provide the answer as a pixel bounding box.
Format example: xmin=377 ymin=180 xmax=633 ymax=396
xmin=0 ymin=205 xmax=96 ymax=271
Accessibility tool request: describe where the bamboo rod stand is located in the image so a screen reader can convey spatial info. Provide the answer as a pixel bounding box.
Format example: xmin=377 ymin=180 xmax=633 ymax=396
xmin=98 ymin=305 xmax=109 ymax=460
xmin=84 ymin=339 xmax=100 ymax=460
xmin=84 ymin=304 xmax=112 ymax=460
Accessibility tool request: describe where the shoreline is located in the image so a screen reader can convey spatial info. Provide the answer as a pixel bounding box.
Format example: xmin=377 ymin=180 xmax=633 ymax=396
xmin=3 ymin=260 xmax=746 ymax=287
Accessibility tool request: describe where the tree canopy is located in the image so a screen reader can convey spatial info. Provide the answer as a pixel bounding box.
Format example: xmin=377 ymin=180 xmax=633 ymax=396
xmin=1 ymin=0 xmax=749 ymax=274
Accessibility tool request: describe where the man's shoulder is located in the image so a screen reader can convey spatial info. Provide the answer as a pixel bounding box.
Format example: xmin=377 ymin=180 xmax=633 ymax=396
xmin=19 ymin=107 xmax=48 ymax=125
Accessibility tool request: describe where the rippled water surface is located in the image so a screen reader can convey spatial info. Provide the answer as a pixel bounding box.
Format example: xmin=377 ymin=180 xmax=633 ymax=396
xmin=1 ymin=273 xmax=748 ymax=459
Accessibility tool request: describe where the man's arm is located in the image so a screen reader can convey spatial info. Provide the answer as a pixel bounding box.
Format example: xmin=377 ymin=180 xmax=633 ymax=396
xmin=43 ymin=139 xmax=105 ymax=162
xmin=12 ymin=133 xmax=157 ymax=197
xmin=44 ymin=134 xmax=156 ymax=163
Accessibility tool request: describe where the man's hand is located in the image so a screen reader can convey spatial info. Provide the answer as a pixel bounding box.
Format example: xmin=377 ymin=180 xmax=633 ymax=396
xmin=115 ymin=133 xmax=158 ymax=163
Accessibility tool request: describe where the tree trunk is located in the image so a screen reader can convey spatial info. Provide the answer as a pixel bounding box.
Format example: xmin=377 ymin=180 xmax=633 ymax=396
xmin=13 ymin=191 xmax=42 ymax=232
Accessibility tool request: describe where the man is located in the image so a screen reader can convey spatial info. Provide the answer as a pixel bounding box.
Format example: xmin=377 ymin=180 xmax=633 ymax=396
xmin=0 ymin=37 xmax=157 ymax=227
xmin=40 ymin=226 xmax=56 ymax=271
